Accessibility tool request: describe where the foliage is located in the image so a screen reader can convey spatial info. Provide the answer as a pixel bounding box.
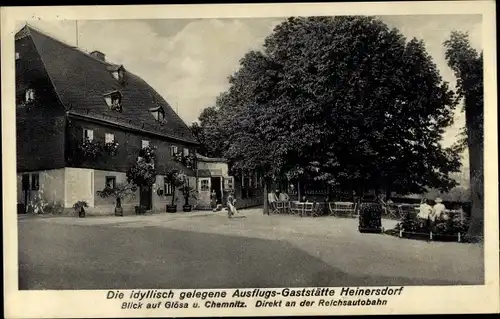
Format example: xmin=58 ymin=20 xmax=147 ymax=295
xmin=78 ymin=138 xmax=102 ymax=159
xmin=197 ymin=16 xmax=461 ymax=196
xmin=180 ymin=185 xmax=197 ymax=201
xmin=358 ymin=202 xmax=382 ymax=229
xmin=27 ymin=191 xmax=48 ymax=214
xmin=44 ymin=202 xmax=64 ymax=215
xmin=72 ymin=200 xmax=88 ymax=210
xmin=96 ymin=183 xmax=136 ymax=205
xmin=444 ymin=31 xmax=484 ymax=238
xmin=127 ymin=145 xmax=157 ymax=187
xmin=173 ymin=151 xmax=196 ymax=169
xmin=104 ymin=141 xmax=120 ymax=156
xmin=164 ymin=167 xmax=187 ymax=206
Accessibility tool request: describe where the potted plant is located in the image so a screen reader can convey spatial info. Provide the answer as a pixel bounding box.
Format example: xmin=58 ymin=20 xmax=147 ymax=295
xmin=125 ymin=145 xmax=157 ymax=214
xmin=164 ymin=167 xmax=186 ymax=213
xmin=73 ymin=200 xmax=88 ymax=218
xmin=96 ymin=183 xmax=136 ymax=216
xmin=181 ymin=185 xmax=197 ymax=212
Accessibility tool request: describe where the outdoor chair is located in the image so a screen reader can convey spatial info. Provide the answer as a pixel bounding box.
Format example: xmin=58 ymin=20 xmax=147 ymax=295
xmin=328 ymin=201 xmax=356 ymax=218
xmin=267 ymin=193 xmax=280 ymax=214
xmin=302 ymin=202 xmax=314 ymax=217
xmin=311 ymin=202 xmax=323 ymax=217
xmin=290 ymin=201 xmax=302 ymax=216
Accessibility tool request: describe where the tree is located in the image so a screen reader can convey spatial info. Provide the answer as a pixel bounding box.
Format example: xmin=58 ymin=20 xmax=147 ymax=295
xmin=444 ymin=31 xmax=484 ymax=238
xmin=200 ymin=16 xmax=461 ymax=212
xmin=190 ymin=106 xmax=225 ymax=158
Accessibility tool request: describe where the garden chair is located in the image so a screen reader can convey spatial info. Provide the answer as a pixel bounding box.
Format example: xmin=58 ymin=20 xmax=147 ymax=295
xmin=302 ymin=202 xmax=314 ymax=217
xmin=290 ymin=201 xmax=301 ymax=216
xmin=311 ymin=202 xmax=323 ymax=217
xmin=267 ymin=193 xmax=280 ymax=214
xmin=329 ymin=201 xmax=356 ymax=217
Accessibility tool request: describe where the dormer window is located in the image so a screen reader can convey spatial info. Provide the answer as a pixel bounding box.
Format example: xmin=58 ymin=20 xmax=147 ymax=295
xmin=112 ymin=69 xmax=124 ymax=81
xmin=25 ymin=89 xmax=35 ymax=104
xmin=103 ymin=91 xmax=122 ymax=112
xmin=107 ymin=64 xmax=125 ymax=83
xmin=149 ymin=106 xmax=166 ymax=122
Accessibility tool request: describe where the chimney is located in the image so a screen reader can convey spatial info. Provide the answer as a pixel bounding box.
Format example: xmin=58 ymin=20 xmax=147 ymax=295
xmin=90 ymin=50 xmax=105 ymax=61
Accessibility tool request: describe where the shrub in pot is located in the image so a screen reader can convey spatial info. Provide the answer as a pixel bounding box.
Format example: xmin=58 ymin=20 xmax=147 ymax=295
xmin=163 ymin=167 xmax=186 ymax=213
xmin=181 ymin=185 xmax=198 ymax=212
xmin=73 ymin=201 xmax=88 ymax=218
xmin=96 ymin=183 xmax=136 ymax=216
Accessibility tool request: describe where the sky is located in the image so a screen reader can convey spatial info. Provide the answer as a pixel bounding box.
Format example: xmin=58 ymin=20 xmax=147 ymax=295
xmin=15 ymin=15 xmax=482 ymax=181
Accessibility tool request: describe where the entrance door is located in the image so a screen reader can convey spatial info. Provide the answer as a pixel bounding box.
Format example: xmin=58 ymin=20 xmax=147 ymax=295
xmin=139 ymin=185 xmax=152 ymax=210
xmin=211 ymin=177 xmax=222 ymax=204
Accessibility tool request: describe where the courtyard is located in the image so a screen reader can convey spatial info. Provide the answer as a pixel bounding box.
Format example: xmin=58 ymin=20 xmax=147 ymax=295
xmin=18 ymin=209 xmax=484 ymax=290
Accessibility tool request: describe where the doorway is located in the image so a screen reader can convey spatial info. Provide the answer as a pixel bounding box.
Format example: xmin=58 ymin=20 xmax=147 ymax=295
xmin=210 ymin=177 xmax=222 ymax=205
xmin=139 ymin=185 xmax=152 ymax=210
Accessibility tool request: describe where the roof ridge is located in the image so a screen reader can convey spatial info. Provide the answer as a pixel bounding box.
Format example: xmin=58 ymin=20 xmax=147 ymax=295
xmin=23 ymin=24 xmax=116 ymax=67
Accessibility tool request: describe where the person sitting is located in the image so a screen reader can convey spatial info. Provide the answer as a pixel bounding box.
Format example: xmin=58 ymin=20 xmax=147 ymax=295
xmin=417 ymin=198 xmax=433 ymax=228
xmin=432 ymin=197 xmax=447 ymax=221
xmin=279 ymin=191 xmax=289 ymax=202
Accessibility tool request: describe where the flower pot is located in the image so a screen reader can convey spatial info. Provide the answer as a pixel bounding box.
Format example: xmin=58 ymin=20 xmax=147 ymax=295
xmin=77 ymin=207 xmax=85 ymax=218
xmin=114 ymin=207 xmax=124 ymax=216
xmin=183 ymin=204 xmax=192 ymax=212
xmin=166 ymin=205 xmax=177 ymax=213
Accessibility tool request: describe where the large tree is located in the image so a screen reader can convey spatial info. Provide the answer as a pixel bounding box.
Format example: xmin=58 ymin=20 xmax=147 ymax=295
xmin=197 ymin=16 xmax=461 ymax=211
xmin=444 ymin=31 xmax=484 ymax=238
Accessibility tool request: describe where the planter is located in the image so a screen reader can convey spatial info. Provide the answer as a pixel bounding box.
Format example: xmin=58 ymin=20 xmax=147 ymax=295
xmin=77 ymin=208 xmax=86 ymax=218
xmin=166 ymin=205 xmax=177 ymax=213
xmin=135 ymin=205 xmax=146 ymax=215
xmin=183 ymin=204 xmax=192 ymax=212
xmin=114 ymin=207 xmax=124 ymax=216
xmin=358 ymin=202 xmax=382 ymax=234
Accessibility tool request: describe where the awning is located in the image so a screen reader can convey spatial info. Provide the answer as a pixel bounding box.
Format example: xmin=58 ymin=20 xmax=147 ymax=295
xmin=197 ymin=169 xmax=212 ymax=178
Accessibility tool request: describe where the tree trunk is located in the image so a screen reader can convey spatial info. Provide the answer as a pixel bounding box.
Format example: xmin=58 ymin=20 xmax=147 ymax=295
xmin=466 ymin=104 xmax=484 ymax=239
xmin=263 ymin=182 xmax=268 ymax=215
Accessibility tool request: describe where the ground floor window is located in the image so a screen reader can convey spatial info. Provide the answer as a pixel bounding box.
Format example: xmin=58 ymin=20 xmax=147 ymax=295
xmin=105 ymin=176 xmax=116 ymax=189
xmin=200 ymin=179 xmax=210 ymax=192
xmin=164 ymin=180 xmax=173 ymax=195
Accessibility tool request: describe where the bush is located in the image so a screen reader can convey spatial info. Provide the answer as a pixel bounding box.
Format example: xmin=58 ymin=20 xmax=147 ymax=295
xmin=45 ymin=202 xmax=64 ymax=215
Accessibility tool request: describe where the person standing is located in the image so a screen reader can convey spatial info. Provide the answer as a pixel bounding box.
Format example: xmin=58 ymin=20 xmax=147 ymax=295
xmin=227 ymin=190 xmax=237 ymax=218
xmin=211 ymin=189 xmax=217 ymax=212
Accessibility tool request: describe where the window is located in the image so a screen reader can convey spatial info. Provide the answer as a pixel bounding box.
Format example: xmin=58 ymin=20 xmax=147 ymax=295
xmin=170 ymin=145 xmax=178 ymax=156
xmin=105 ymin=133 xmax=114 ymax=144
xmin=103 ymin=91 xmax=122 ymax=112
xmin=200 ymin=179 xmax=210 ymax=192
xmin=15 ymin=52 xmax=20 ymax=60
xmin=112 ymin=69 xmax=124 ymax=82
xmin=25 ymin=89 xmax=35 ymax=103
xmin=151 ymin=109 xmax=165 ymax=122
xmin=83 ymin=129 xmax=94 ymax=141
xmin=225 ymin=176 xmax=234 ymax=190
xmin=31 ymin=173 xmax=39 ymax=191
xmin=141 ymin=140 xmax=149 ymax=149
xmin=164 ymin=180 xmax=173 ymax=196
xmin=183 ymin=148 xmax=189 ymax=156
xmin=105 ymin=176 xmax=116 ymax=189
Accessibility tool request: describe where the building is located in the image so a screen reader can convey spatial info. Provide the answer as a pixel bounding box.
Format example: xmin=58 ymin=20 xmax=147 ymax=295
xmin=15 ymin=25 xmax=200 ymax=215
xmin=196 ymin=154 xmax=263 ymax=210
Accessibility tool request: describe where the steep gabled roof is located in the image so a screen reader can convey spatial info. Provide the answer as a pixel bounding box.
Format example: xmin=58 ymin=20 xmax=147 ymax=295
xmin=16 ymin=25 xmax=198 ymax=145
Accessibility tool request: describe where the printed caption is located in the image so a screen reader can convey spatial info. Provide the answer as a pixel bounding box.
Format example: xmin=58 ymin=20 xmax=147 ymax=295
xmin=107 ymin=286 xmax=405 ymax=310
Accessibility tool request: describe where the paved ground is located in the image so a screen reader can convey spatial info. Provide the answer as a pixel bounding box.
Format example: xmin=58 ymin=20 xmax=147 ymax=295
xmin=17 ymin=209 xmax=484 ymax=290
